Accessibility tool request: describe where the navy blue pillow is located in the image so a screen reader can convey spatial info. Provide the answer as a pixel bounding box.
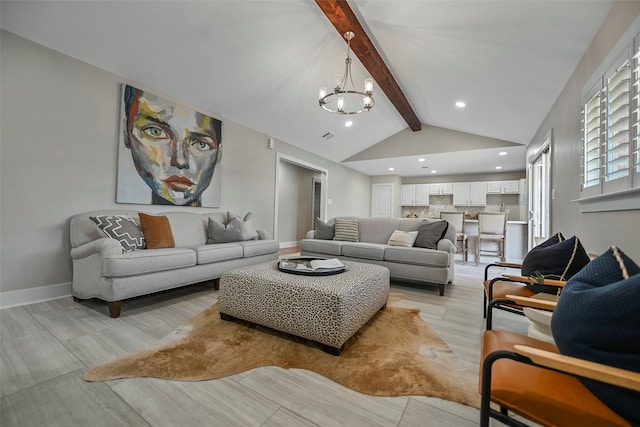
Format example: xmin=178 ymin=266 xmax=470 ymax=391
xmin=521 ymin=233 xmax=590 ymax=293
xmin=551 ymin=246 xmax=640 ymax=425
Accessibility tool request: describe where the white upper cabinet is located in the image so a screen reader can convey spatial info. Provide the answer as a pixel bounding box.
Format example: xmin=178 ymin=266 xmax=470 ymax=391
xmin=401 ymin=184 xmax=430 ymax=206
xmin=470 ymin=182 xmax=488 ymax=205
xmin=453 ymin=182 xmax=487 ymax=206
xmin=429 ymin=183 xmax=453 ymax=195
xmin=487 ymin=180 xmax=520 ymax=194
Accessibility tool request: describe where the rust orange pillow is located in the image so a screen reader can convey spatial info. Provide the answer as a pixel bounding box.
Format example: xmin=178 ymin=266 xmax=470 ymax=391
xmin=138 ymin=213 xmax=175 ymax=249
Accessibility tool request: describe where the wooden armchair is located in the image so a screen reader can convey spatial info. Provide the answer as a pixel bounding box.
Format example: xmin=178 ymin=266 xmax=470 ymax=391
xmin=480 ymin=295 xmax=640 ymax=427
xmin=482 ymin=261 xmax=565 ymax=320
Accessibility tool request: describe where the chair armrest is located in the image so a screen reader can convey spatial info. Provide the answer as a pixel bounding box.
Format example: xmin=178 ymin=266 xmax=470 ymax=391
xmin=484 ymin=262 xmax=522 ymax=281
xmin=514 ymin=345 xmax=640 ymax=392
xmin=70 ymin=237 xmax=122 ymax=259
xmin=505 ymin=295 xmax=557 ymax=311
xmin=502 ymin=274 xmax=566 ymax=288
xmin=495 ymin=262 xmax=523 ymax=269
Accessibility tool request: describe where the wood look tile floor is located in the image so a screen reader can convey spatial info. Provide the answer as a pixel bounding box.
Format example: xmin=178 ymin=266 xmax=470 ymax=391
xmin=0 ymin=257 xmax=532 ymax=426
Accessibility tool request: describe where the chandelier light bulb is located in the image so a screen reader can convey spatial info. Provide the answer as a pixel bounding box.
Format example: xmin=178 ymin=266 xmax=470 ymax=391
xmin=335 ymin=74 xmax=343 ymax=91
xmin=365 ymin=78 xmax=373 ymax=95
xmin=337 ymin=96 xmax=345 ymax=112
xmin=319 ymin=87 xmax=327 ymax=100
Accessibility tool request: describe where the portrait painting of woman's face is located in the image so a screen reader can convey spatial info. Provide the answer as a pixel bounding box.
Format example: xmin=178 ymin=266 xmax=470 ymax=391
xmin=116 ymin=84 xmax=222 ymax=207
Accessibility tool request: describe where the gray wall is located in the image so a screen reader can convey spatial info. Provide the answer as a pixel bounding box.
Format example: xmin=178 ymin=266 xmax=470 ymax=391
xmin=0 ymin=30 xmax=371 ymax=296
xmin=526 ymin=1 xmax=640 ymax=260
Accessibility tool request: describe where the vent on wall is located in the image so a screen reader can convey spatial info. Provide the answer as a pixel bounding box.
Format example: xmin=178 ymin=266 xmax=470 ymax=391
xmin=322 ymin=132 xmax=334 ymax=140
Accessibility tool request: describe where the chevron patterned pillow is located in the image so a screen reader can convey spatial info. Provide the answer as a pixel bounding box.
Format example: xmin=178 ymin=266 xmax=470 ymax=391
xmin=90 ymin=215 xmax=145 ymax=252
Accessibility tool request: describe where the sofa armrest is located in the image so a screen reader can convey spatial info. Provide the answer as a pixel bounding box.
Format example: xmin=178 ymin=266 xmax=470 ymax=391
xmin=70 ymin=237 xmax=122 ymax=260
xmin=257 ymin=230 xmax=273 ymax=240
xmin=437 ymin=238 xmax=456 ymax=253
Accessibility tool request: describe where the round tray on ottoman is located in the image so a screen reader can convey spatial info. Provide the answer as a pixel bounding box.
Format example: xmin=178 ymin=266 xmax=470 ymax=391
xmin=277 ymin=257 xmax=346 ymax=276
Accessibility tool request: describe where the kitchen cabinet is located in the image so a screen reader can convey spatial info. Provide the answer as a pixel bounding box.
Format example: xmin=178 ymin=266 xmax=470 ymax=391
xmin=453 ymin=182 xmax=487 ymax=206
xmin=401 ymin=184 xmax=429 ymax=206
xmin=487 ymin=180 xmax=520 ymax=194
xmin=429 ymin=183 xmax=453 ymax=195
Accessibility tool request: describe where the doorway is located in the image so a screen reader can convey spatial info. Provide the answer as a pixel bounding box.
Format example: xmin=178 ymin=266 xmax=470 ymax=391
xmin=528 ymin=132 xmax=552 ymax=249
xmin=274 ymin=153 xmax=328 ymax=244
xmin=311 ymin=178 xmax=322 ymax=229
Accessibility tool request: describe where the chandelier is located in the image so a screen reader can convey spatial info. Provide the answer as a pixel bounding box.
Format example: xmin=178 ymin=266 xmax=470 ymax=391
xmin=319 ymin=31 xmax=374 ymax=115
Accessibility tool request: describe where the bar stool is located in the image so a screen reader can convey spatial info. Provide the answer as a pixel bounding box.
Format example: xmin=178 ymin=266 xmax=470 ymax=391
xmin=440 ymin=212 xmax=468 ymax=263
xmin=476 ymin=212 xmax=507 ymax=265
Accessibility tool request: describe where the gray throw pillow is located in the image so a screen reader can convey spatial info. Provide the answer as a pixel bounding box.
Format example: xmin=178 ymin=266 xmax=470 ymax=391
xmin=90 ymin=215 xmax=145 ymax=252
xmin=315 ymin=218 xmax=335 ymax=240
xmin=207 ymin=217 xmax=244 ymax=243
xmin=227 ymin=211 xmax=259 ymax=241
xmin=414 ymin=220 xmax=449 ymax=249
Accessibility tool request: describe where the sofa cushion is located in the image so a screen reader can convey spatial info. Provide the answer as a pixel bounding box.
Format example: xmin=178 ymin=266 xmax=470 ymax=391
xmin=341 ymin=242 xmax=386 ymax=261
xmin=239 ymin=240 xmax=280 ymax=257
xmin=551 ymin=246 xmax=640 ymax=425
xmin=315 ymin=218 xmax=335 ymax=240
xmin=333 ymin=219 xmax=359 ymax=242
xmin=387 ymin=230 xmax=419 ymax=247
xmin=228 ymin=211 xmax=259 ymax=241
xmin=522 ymin=234 xmax=590 ymax=293
xmin=194 ymin=243 xmax=244 ymax=264
xmin=300 ymin=239 xmax=343 ymax=256
xmin=414 ymin=220 xmax=449 ymax=250
xmin=384 ymin=246 xmax=449 ymax=267
xmin=103 ymin=248 xmax=196 ymax=277
xmin=90 ymin=215 xmax=145 ymax=252
xmin=358 ymin=217 xmax=401 ymax=244
xmin=139 ymin=213 xmax=175 ymax=249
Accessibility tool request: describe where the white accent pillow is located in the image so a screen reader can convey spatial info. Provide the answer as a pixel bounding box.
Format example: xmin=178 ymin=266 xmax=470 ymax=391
xmin=387 ymin=230 xmax=419 ymax=247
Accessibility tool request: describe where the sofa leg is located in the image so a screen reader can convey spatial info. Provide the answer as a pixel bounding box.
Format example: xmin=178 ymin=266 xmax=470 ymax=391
xmin=438 ymin=283 xmax=445 ymax=296
xmin=213 ymin=278 xmax=220 ymax=290
xmin=108 ymin=301 xmax=122 ymax=318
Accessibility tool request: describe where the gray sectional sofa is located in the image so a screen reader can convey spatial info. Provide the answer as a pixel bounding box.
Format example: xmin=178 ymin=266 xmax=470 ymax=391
xmin=70 ymin=209 xmax=279 ymax=317
xmin=300 ymin=217 xmax=456 ymax=295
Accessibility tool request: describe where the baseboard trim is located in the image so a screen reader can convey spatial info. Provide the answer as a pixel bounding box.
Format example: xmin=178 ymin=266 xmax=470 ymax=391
xmin=0 ymin=282 xmax=72 ymax=310
xmin=279 ymin=241 xmax=300 ymax=249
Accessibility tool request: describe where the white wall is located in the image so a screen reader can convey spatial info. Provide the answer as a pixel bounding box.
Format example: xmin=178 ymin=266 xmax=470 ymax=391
xmin=526 ymin=1 xmax=640 ymax=260
xmin=0 ymin=30 xmax=371 ymax=298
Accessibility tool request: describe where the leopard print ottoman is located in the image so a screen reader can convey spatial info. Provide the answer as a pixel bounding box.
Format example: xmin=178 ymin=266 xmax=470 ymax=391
xmin=218 ymin=260 xmax=390 ymax=355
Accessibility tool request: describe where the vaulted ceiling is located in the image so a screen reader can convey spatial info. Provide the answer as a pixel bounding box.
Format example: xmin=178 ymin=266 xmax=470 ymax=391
xmin=0 ymin=0 xmax=615 ymax=176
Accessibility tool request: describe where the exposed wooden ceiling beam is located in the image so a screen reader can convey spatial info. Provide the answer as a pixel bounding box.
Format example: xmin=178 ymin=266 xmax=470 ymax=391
xmin=315 ymin=0 xmax=422 ymax=132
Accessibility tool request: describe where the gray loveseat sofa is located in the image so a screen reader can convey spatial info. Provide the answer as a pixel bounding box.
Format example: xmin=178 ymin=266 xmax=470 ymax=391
xmin=300 ymin=217 xmax=456 ymax=295
xmin=70 ymin=209 xmax=279 ymax=317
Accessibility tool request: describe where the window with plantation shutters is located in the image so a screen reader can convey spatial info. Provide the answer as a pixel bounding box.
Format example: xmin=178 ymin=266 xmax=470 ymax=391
xmin=582 ymin=88 xmax=601 ymax=191
xmin=605 ymin=56 xmax=630 ymax=187
xmin=579 ymin=32 xmax=640 ymax=209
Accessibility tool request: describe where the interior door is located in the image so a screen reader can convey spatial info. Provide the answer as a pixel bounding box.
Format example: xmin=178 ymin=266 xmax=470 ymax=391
xmin=372 ymin=184 xmax=394 ymax=217
xmin=528 ymin=137 xmax=552 ymax=249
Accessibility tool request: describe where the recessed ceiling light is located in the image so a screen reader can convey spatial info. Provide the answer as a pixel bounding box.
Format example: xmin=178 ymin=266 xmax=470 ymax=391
xmin=388 ymin=167 xmax=395 ymax=171
xmin=345 ymin=120 xmax=353 ymax=127
xmin=418 ymin=158 xmax=426 ymax=162
xmin=498 ymin=151 xmax=507 ymax=156
xmin=431 ymin=170 xmax=437 ymax=174
xmin=455 ymin=101 xmax=466 ymax=108
xmin=495 ymin=166 xmax=503 ymax=170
